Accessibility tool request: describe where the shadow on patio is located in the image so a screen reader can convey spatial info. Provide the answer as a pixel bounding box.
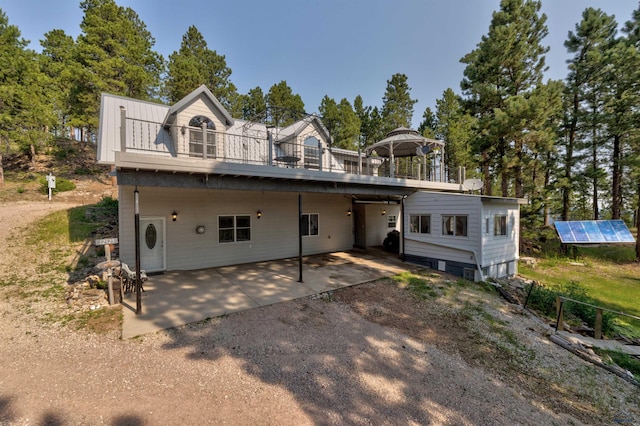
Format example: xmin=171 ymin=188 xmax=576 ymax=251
xmin=121 ymin=249 xmax=409 ymax=339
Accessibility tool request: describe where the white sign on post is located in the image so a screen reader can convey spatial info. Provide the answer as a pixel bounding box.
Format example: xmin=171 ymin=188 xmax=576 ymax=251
xmin=46 ymin=173 xmax=56 ymax=201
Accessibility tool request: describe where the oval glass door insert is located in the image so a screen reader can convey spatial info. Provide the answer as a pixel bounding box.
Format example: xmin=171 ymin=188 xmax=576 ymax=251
xmin=145 ymin=224 xmax=157 ymax=249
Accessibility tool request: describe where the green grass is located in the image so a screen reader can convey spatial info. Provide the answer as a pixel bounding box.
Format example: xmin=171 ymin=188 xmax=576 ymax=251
xmin=520 ymin=238 xmax=640 ymax=338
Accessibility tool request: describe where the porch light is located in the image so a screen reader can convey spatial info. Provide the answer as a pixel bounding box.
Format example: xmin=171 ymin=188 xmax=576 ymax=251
xmin=257 ymin=210 xmax=262 ymax=219
xmin=381 ymin=209 xmax=386 ymax=216
xmin=347 ymin=209 xmax=352 ymax=216
xmin=171 ymin=211 xmax=178 ymax=221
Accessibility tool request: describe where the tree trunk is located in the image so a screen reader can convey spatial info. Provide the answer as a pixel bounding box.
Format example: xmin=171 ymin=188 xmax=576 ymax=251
xmin=544 ymin=151 xmax=552 ymax=226
xmin=515 ymin=138 xmax=524 ymax=199
xmin=611 ymin=134 xmax=622 ymax=220
xmin=482 ymin=150 xmax=491 ymax=195
xmin=0 ymin=153 xmax=4 ymax=186
xmin=562 ymin=94 xmax=578 ymax=221
xmin=636 ymin=181 xmax=640 ymax=261
xmin=30 ymin=143 xmax=36 ymax=170
xmin=592 ymin=126 xmax=599 ymax=220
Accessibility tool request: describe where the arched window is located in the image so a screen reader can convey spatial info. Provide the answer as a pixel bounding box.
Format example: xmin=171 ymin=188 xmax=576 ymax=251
xmin=188 ymin=115 xmax=216 ymax=158
xmin=304 ymin=136 xmax=320 ymax=170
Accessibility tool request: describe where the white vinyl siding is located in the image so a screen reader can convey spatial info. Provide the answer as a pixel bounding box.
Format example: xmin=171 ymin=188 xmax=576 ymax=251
xmin=118 ymin=186 xmax=352 ymax=271
xmin=364 ymin=204 xmax=400 ymax=246
xmin=403 ymin=192 xmax=483 ymax=265
xmin=481 ymin=204 xmax=520 ymax=269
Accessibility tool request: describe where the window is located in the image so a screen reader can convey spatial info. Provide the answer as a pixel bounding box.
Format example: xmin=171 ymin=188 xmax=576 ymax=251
xmin=494 ymin=214 xmax=507 ymax=236
xmin=409 ymin=215 xmax=430 ymax=234
xmin=344 ymin=159 xmax=358 ymax=174
xmin=301 ymin=213 xmax=319 ymax=236
xmin=188 ymin=115 xmax=216 ymax=158
xmin=304 ymin=137 xmax=320 ymax=169
xmin=442 ymin=215 xmax=468 ymax=236
xmin=387 ymin=215 xmax=397 ymax=228
xmin=218 ymin=215 xmax=251 ymax=243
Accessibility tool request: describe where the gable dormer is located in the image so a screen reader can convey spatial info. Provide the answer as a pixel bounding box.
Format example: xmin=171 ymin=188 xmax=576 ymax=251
xmin=163 ymin=85 xmax=234 ymax=159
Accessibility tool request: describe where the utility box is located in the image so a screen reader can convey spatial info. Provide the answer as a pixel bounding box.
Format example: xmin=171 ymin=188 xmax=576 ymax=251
xmin=46 ymin=173 xmax=56 ymax=189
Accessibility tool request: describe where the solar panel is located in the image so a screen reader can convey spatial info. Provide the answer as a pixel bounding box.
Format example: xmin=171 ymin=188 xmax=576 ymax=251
xmin=554 ymin=220 xmax=635 ymax=244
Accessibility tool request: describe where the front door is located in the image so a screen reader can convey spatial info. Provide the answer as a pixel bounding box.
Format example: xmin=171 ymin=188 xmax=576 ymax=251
xmin=140 ymin=217 xmax=165 ymax=272
xmin=353 ymin=204 xmax=367 ymax=249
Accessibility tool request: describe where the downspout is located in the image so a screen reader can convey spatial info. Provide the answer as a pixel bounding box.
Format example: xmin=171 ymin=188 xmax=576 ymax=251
xmin=400 ymin=195 xmax=406 ymax=261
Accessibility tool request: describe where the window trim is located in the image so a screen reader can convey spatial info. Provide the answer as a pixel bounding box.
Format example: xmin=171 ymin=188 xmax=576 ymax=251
xmin=409 ymin=214 xmax=431 ymax=234
xmin=218 ymin=214 xmax=251 ymax=243
xmin=301 ymin=213 xmax=319 ymax=237
xmin=442 ymin=214 xmax=468 ymax=237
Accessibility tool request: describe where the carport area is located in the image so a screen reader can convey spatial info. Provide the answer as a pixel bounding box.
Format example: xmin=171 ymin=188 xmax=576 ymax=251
xmin=121 ymin=249 xmax=411 ymax=339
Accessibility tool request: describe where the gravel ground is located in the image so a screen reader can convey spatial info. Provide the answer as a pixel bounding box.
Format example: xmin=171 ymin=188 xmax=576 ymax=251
xmin=0 ymin=201 xmax=639 ymax=425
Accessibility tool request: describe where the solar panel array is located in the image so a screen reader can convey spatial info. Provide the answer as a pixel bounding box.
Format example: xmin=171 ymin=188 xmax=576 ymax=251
xmin=554 ymin=220 xmax=635 ymax=244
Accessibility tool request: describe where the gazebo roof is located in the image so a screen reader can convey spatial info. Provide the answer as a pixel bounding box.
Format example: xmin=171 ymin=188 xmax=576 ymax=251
xmin=365 ymin=127 xmax=444 ymax=157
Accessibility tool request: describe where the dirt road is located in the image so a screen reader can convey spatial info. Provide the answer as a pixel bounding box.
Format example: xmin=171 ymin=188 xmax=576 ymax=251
xmin=0 ymin=201 xmax=637 ymax=425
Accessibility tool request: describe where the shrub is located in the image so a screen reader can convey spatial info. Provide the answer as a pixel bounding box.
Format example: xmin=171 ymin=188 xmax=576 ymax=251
xmin=39 ymin=176 xmax=76 ymax=194
xmin=526 ymin=281 xmax=616 ymax=335
xmin=95 ymin=196 xmax=118 ymax=216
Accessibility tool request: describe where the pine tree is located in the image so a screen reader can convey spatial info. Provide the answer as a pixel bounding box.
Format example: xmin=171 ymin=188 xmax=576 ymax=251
xmin=266 ymin=81 xmax=305 ymax=127
xmin=166 ymin=25 xmax=236 ymax=108
xmin=0 ymin=9 xmax=53 ymax=164
xmin=563 ymin=8 xmax=617 ymax=220
xmin=460 ymin=0 xmax=558 ymax=199
xmin=380 ymin=73 xmax=417 ymax=134
xmin=40 ymin=29 xmax=77 ymax=139
xmin=72 ymin=0 xmax=164 ymax=135
xmin=434 ymin=89 xmax=477 ymax=178
xmin=354 ymin=95 xmax=383 ymax=149
xmin=417 ymin=107 xmax=437 ymax=139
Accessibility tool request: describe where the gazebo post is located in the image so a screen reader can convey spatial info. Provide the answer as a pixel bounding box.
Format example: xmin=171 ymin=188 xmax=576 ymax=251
xmin=389 ymin=143 xmax=395 ymax=178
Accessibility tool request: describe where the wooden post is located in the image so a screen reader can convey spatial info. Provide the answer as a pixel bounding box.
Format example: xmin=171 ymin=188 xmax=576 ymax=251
xmin=594 ymin=308 xmax=603 ymax=339
xmin=555 ymin=297 xmax=564 ymax=332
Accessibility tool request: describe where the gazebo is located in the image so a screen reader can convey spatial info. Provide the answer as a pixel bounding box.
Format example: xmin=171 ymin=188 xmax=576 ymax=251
xmin=365 ymin=127 xmax=445 ymax=180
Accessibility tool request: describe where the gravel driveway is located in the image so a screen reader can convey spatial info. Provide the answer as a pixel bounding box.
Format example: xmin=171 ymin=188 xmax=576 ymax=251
xmin=0 ymin=202 xmax=638 ymax=425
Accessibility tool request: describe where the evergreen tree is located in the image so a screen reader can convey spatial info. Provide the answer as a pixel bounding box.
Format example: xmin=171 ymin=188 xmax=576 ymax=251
xmin=266 ymin=80 xmax=305 ymax=127
xmin=240 ymin=86 xmax=267 ymax=122
xmin=0 ymin=9 xmax=53 ymax=163
xmin=72 ymin=0 xmax=164 ymax=135
xmin=380 ymin=73 xmax=417 ymax=134
xmin=621 ymin=4 xmax=640 ymax=258
xmin=40 ymin=29 xmax=77 ymax=139
xmin=166 ymin=25 xmax=236 ymax=108
xmin=434 ymin=89 xmax=477 ymax=178
xmin=319 ymin=96 xmax=360 ymax=150
xmin=354 ymin=95 xmax=383 ymax=149
xmin=460 ymin=0 xmax=558 ymax=199
xmin=563 ymin=8 xmax=617 ymax=220
xmin=417 ymin=107 xmax=437 ymax=138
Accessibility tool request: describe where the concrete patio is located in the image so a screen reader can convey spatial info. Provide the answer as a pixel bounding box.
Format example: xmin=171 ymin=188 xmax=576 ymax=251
xmin=121 ymin=249 xmax=413 ymax=339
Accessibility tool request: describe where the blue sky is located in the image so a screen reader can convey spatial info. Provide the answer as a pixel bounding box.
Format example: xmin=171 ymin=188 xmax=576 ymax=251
xmin=2 ymin=0 xmax=638 ymax=127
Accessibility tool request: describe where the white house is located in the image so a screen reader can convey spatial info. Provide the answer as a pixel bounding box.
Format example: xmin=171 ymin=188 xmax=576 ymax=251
xmin=403 ymin=191 xmax=525 ymax=281
xmin=97 ymin=85 xmax=523 ymax=281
